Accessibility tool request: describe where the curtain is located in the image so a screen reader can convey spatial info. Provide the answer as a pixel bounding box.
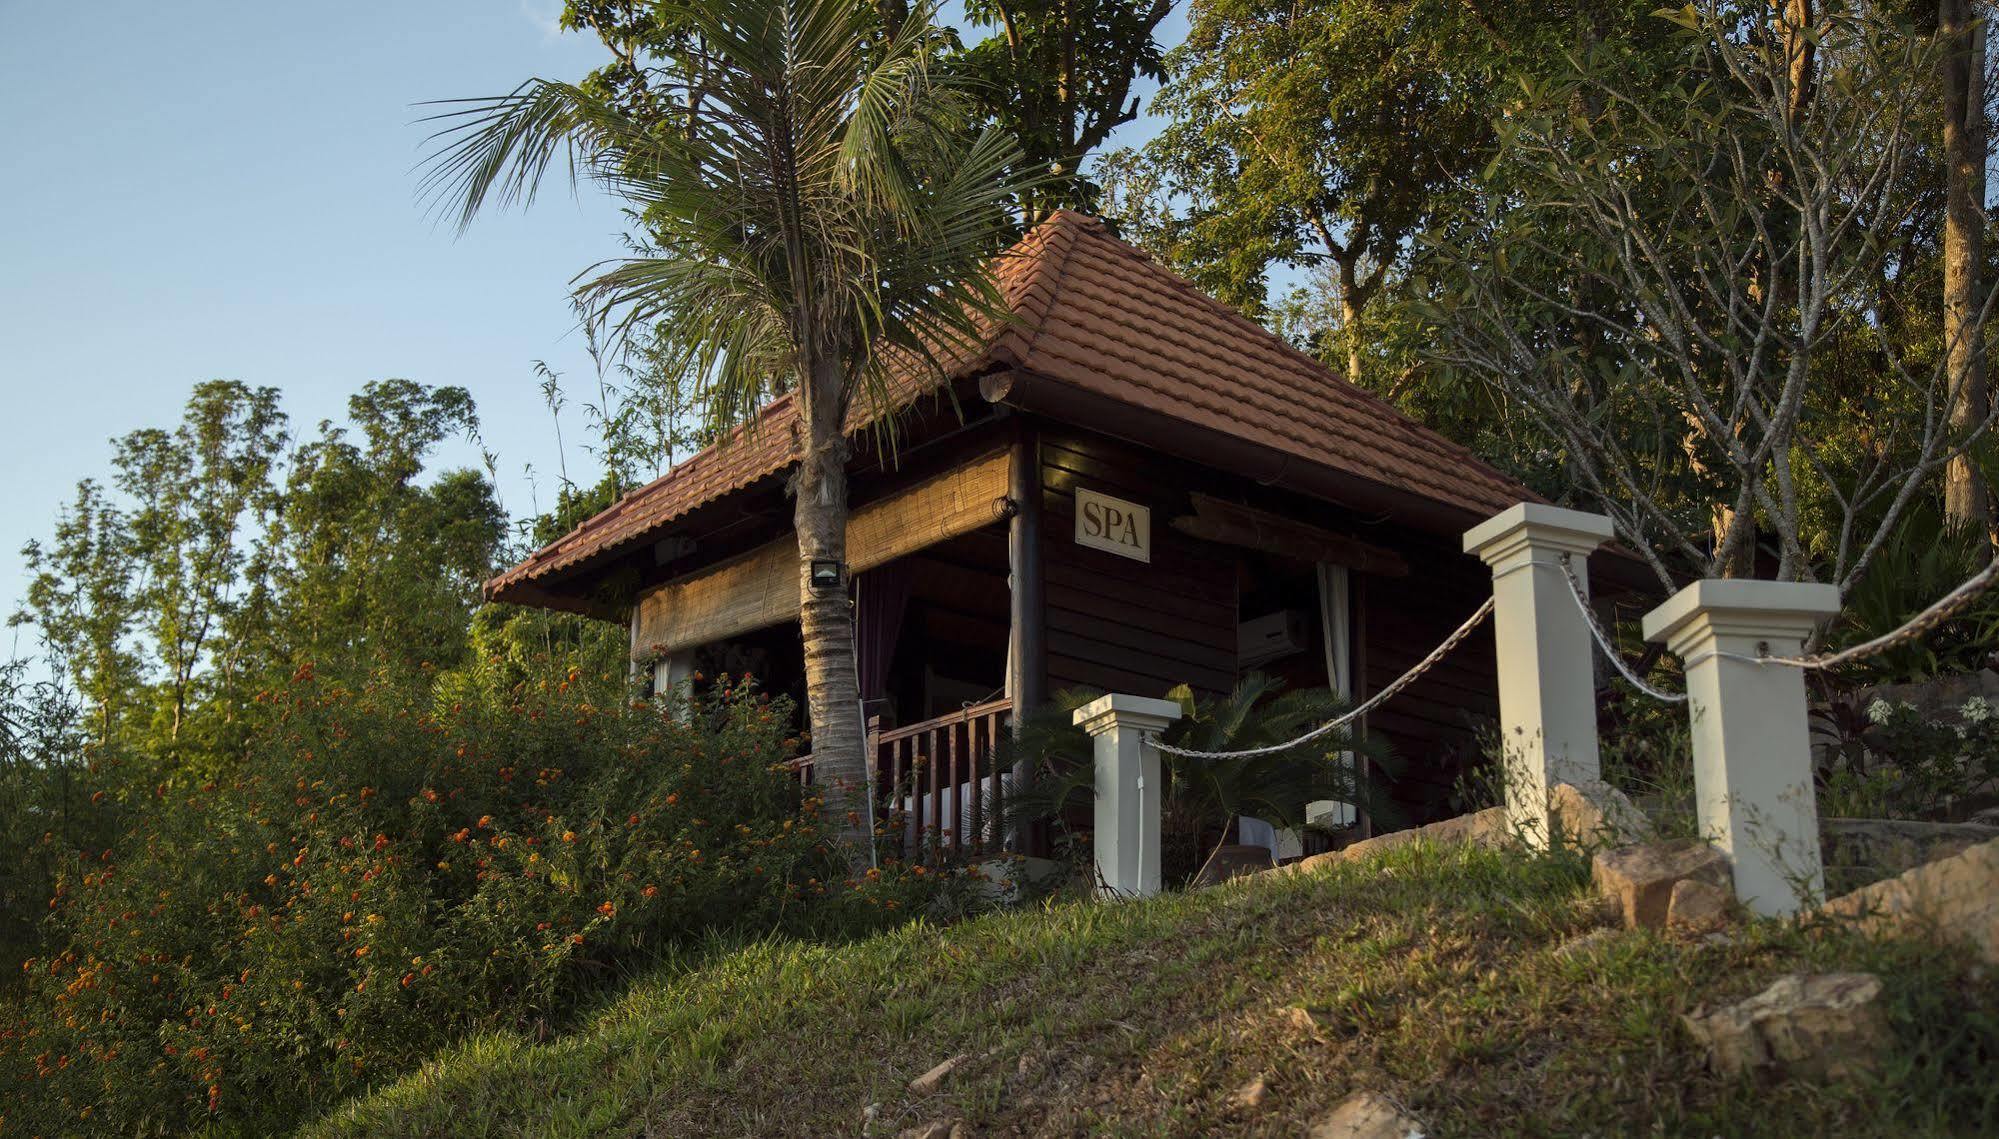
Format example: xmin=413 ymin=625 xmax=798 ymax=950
xmin=855 ymin=561 xmax=915 ymax=707
xmin=1314 ymin=563 xmax=1357 ymax=829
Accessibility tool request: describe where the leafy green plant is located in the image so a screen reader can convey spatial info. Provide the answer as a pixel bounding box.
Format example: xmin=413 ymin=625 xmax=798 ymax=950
xmin=1830 ymin=504 xmax=1999 ymax=685
xmin=997 ymin=673 xmax=1392 ymax=884
xmin=0 ymin=663 xmax=962 ymax=1135
xmin=1816 ymin=695 xmax=1999 ymax=821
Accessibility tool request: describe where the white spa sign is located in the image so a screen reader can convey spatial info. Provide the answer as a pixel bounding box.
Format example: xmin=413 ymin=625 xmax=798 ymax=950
xmin=1074 ymin=488 xmax=1151 ymax=563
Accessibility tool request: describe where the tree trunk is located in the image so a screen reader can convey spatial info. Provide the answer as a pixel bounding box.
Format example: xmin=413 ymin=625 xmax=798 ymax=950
xmin=1943 ymin=0 xmax=1991 ymax=527
xmin=793 ymin=370 xmax=871 ymax=858
xmin=1335 ymin=252 xmax=1366 ymax=385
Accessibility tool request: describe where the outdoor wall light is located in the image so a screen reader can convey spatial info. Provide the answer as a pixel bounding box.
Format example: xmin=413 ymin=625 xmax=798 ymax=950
xmin=810 ymin=559 xmax=845 ymax=591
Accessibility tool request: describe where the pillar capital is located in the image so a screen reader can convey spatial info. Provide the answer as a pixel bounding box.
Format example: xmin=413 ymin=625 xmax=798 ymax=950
xmin=1641 ymin=579 xmax=1841 ymax=661
xmin=1463 ymin=503 xmax=1616 ymax=572
xmin=1073 ymin=693 xmax=1183 ymax=738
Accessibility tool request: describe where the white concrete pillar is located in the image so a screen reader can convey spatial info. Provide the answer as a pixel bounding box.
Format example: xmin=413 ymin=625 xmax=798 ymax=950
xmin=1073 ymin=694 xmax=1183 ymax=899
xmin=1642 ymin=580 xmax=1839 ymax=916
xmin=1463 ymin=503 xmax=1616 ymax=848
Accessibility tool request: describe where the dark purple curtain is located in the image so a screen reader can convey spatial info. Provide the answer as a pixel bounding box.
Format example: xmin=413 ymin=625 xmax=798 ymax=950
xmin=855 ymin=561 xmax=915 ymax=706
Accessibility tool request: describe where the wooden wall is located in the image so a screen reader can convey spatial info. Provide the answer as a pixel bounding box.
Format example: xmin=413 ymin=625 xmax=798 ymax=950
xmin=1037 ymin=428 xmax=1239 ymax=699
xmin=1356 ymin=550 xmax=1499 ymax=824
xmin=1031 ymin=420 xmax=1498 ymax=826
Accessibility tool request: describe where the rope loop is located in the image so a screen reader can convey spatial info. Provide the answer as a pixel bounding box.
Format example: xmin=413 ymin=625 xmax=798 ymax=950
xmin=1555 ymin=554 xmax=1688 ymax=703
xmin=1153 ymin=596 xmax=1494 ymax=762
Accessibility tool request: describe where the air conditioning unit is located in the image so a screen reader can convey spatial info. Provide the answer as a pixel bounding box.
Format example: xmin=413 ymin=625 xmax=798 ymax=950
xmin=1238 ymin=609 xmax=1308 ymax=668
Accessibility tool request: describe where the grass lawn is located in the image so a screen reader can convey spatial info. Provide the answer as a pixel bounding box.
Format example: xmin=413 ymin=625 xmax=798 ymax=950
xmin=308 ymin=841 xmax=1999 ymax=1137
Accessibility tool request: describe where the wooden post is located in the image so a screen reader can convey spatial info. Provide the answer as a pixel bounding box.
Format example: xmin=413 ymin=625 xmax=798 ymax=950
xmin=1008 ymin=423 xmax=1046 ymax=853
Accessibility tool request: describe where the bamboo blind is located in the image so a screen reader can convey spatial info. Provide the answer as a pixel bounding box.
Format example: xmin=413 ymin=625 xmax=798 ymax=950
xmin=632 ymin=448 xmax=1011 ymax=656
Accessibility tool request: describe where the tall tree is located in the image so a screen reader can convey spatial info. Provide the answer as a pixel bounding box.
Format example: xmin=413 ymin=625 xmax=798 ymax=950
xmin=1422 ymin=2 xmax=1989 ymax=590
xmin=424 ymin=0 xmax=1029 ymax=852
xmin=953 ymin=0 xmax=1174 ymax=218
xmin=563 ymin=0 xmax=1173 ymax=220
xmin=1100 ymin=0 xmax=1663 ymax=386
xmin=1941 ymin=0 xmax=1990 ymax=526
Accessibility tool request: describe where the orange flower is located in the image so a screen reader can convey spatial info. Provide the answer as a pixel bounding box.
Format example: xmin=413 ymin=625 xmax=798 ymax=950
xmin=642 ymin=885 xmax=658 ymax=898
xmin=597 ymin=902 xmax=615 ymax=917
xmin=561 ymin=831 xmax=577 ymax=844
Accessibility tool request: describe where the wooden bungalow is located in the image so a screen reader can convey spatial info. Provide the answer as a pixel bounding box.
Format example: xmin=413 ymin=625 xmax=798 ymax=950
xmin=486 ymin=212 xmax=1537 ymax=856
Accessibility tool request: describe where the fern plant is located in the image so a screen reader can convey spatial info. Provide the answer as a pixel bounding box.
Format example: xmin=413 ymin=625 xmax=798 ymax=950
xmin=995 ymin=673 xmax=1394 ymax=881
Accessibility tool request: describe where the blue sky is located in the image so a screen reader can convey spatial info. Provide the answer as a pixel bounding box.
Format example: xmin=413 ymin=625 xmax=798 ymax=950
xmin=0 ymin=2 xmax=1186 ymax=648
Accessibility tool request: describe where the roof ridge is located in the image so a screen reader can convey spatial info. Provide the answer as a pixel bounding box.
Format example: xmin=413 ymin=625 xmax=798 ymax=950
xmin=988 ymin=212 xmax=1090 ymax=369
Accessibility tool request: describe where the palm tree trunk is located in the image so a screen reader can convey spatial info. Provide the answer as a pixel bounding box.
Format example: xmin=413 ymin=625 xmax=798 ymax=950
xmin=793 ymin=378 xmax=871 ymax=857
xmin=1943 ymin=0 xmax=1990 ymax=527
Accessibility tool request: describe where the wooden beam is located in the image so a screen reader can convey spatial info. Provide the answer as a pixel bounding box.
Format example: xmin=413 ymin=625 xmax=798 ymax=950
xmin=1170 ymin=493 xmax=1410 ymax=577
xmin=632 ymin=448 xmax=1011 ymax=657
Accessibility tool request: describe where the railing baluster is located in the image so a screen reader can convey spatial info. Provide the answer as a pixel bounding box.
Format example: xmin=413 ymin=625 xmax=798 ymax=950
xmin=925 ymin=726 xmax=941 ymax=862
xmin=959 ymin=715 xmax=975 ymax=847
xmin=944 ymin=720 xmax=960 ymax=855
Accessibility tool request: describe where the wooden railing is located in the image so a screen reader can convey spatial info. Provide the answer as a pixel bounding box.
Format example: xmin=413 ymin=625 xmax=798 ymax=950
xmin=789 ymin=697 xmax=1013 ymax=860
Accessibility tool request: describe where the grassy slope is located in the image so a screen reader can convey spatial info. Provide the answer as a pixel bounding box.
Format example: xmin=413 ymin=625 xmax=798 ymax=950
xmin=310 ymin=843 xmax=1999 ymax=1138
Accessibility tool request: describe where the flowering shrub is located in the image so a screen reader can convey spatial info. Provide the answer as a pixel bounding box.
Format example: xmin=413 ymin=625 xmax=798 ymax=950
xmin=1818 ymin=695 xmax=1999 ymax=820
xmin=0 ymin=663 xmax=946 ymax=1135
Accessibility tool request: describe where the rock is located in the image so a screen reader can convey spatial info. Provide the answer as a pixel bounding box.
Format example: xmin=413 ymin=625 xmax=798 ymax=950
xmin=1682 ymin=972 xmax=1889 ymax=1081
xmin=1592 ymin=839 xmax=1732 ymax=930
xmin=1308 ymin=1090 xmax=1427 ymax=1139
xmin=1226 ymin=1076 xmax=1269 ymax=1110
xmin=1277 ymin=1006 xmax=1325 ymax=1036
xmin=1820 ymin=835 xmax=1999 ymax=964
xmin=1193 ymin=844 xmax=1275 ymax=887
xmin=896 ymin=1123 xmax=959 ymax=1139
xmin=1327 ymin=807 xmax=1511 ymax=859
xmin=1292 ymin=806 xmax=1512 ymax=871
xmin=1820 ymin=818 xmax=1999 ymax=884
xmin=1550 ymin=779 xmax=1654 ymax=848
xmin=1666 ymin=877 xmax=1733 ymax=934
xmin=908 ymin=1054 xmax=970 ymax=1094
xmin=1552 ymin=927 xmax=1623 ymax=960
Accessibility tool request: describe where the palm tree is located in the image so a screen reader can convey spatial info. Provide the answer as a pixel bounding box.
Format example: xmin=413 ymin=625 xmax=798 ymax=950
xmin=421 ymin=0 xmax=1028 ymax=852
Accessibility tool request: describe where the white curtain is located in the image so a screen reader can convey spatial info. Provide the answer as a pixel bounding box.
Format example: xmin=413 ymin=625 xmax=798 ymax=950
xmin=1311 ymin=564 xmax=1357 ymax=829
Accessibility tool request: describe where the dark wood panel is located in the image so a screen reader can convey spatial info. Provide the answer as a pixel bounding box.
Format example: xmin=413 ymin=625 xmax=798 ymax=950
xmin=1045 ymin=581 xmax=1237 ymax=638
xmin=1045 ymin=630 xmax=1235 ymax=692
xmin=1046 ymin=653 xmax=1218 ymax=701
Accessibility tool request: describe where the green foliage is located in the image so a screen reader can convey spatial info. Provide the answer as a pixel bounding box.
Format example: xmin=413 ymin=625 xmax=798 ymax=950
xmin=1100 ymin=0 xmax=1665 ymax=390
xmin=0 ymin=668 xmax=950 ymax=1135
xmin=13 ymin=378 xmax=508 ymax=773
xmin=1416 ymin=3 xmax=1961 ymax=586
xmin=1831 ymin=504 xmax=1999 ymax=684
xmin=424 ymin=0 xmax=1032 ymax=436
xmin=0 ymin=662 xmax=98 ymax=977
xmin=311 ymin=841 xmax=1999 ymax=1137
xmin=561 ymin=0 xmax=1171 ymax=220
xmin=952 ymin=0 xmax=1173 ymax=215
xmin=999 ymin=674 xmax=1390 ymax=880
xmin=1817 ymin=694 xmax=1999 ymax=820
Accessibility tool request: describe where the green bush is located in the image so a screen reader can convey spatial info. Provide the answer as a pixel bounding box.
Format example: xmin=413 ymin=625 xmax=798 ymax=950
xmin=1818 ymin=694 xmax=1999 ymax=820
xmin=0 ymin=662 xmax=943 ymax=1135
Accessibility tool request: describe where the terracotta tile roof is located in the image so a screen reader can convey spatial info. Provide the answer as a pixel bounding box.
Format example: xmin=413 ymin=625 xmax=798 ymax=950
xmin=488 ymin=211 xmax=1531 ymax=604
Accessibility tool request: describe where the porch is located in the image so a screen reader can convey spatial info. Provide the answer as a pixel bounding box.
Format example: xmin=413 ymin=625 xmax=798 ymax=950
xmin=790 ymin=696 xmax=1014 ymax=859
